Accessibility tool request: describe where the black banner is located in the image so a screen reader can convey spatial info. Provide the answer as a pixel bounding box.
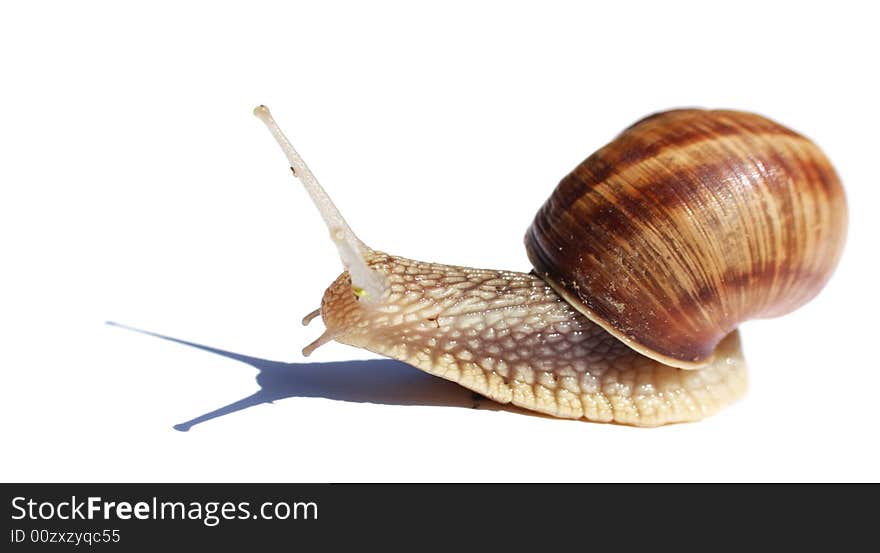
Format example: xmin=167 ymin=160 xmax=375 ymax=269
xmin=1 ymin=483 xmax=872 ymax=549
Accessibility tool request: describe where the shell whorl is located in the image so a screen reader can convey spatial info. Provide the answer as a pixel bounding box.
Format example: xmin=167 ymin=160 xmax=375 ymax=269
xmin=525 ymin=109 xmax=847 ymax=369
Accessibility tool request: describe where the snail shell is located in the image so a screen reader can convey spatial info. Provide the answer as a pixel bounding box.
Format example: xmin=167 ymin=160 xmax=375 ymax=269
xmin=525 ymin=109 xmax=847 ymax=369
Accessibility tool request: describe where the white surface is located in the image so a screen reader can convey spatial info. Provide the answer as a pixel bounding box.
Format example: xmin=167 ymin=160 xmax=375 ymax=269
xmin=2 ymin=1 xmax=878 ymax=482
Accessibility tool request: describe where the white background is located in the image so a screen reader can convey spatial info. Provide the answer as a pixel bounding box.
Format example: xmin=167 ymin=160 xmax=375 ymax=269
xmin=2 ymin=1 xmax=878 ymax=482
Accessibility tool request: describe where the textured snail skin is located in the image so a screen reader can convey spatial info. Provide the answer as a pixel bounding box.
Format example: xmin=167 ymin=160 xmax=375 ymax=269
xmin=318 ymin=252 xmax=747 ymax=427
xmin=526 ymin=109 xmax=847 ymax=369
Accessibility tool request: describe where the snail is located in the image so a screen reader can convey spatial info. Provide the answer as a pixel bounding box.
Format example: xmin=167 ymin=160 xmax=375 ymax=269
xmin=253 ymin=105 xmax=847 ymax=427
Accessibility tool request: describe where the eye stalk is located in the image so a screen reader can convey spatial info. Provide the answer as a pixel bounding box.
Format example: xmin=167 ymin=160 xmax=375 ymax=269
xmin=253 ymin=105 xmax=388 ymax=302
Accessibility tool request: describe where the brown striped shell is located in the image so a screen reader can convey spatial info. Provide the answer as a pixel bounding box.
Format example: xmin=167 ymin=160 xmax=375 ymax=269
xmin=525 ymin=109 xmax=847 ymax=369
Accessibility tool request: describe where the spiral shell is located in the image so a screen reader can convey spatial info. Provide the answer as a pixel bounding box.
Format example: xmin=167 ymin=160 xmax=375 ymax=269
xmin=525 ymin=109 xmax=847 ymax=369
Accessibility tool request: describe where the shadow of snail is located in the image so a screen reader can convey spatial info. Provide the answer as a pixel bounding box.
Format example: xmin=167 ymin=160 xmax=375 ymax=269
xmin=107 ymin=322 xmax=526 ymax=432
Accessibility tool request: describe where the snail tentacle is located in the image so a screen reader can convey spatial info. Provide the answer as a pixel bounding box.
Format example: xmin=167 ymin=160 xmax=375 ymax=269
xmin=301 ymin=308 xmax=322 ymax=326
xmin=254 ymin=105 xmax=388 ymax=303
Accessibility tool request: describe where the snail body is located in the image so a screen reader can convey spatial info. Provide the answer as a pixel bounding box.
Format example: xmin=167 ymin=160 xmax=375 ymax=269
xmin=253 ymin=106 xmax=845 ymax=427
xmin=318 ymin=254 xmax=747 ymax=426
